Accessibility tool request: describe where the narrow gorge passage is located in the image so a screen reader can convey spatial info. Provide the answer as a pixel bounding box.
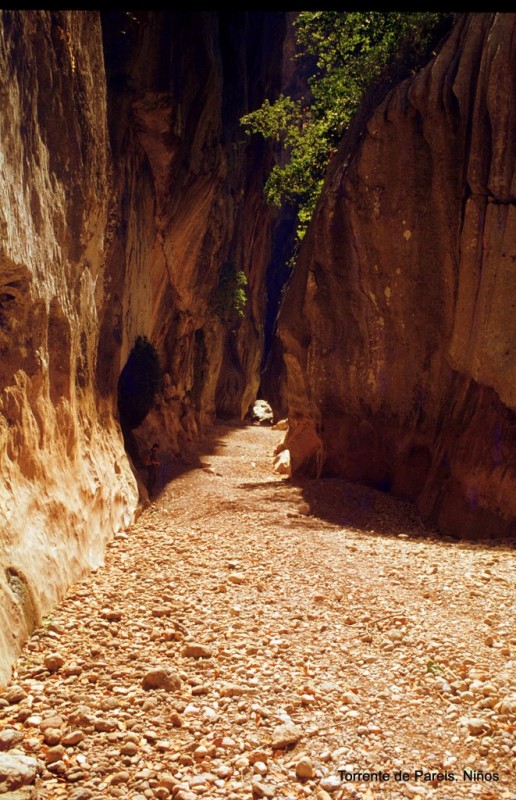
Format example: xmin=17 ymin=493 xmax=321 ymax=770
xmin=1 ymin=423 xmax=514 ymax=800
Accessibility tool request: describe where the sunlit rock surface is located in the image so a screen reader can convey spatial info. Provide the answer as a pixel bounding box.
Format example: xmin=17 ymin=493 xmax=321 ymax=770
xmin=278 ymin=13 xmax=515 ymax=539
xmin=0 ymin=10 xmax=286 ymax=684
xmin=0 ymin=11 xmax=139 ymax=684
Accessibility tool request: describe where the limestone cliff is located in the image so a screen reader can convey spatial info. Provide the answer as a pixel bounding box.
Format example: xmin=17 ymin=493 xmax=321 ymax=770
xmin=0 ymin=10 xmax=286 ymax=684
xmin=277 ymin=13 xmax=516 ymax=539
xmin=99 ymin=11 xmax=285 ymax=463
xmin=0 ymin=11 xmax=139 ymax=685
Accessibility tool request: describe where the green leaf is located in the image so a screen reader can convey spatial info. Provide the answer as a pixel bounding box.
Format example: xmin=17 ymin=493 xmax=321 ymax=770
xmin=240 ymin=11 xmax=453 ymax=244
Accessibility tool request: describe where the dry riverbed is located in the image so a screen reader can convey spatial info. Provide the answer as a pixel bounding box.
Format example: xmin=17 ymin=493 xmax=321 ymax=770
xmin=1 ymin=422 xmax=515 ymax=800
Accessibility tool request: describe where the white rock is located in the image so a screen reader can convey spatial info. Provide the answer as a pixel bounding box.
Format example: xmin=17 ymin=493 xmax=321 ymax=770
xmin=273 ymin=449 xmax=291 ymax=476
xmin=271 ymin=723 xmax=302 ymax=749
xmin=216 ymin=765 xmax=232 ymax=778
xmin=319 ymin=775 xmax=342 ymax=792
xmin=463 ymin=717 xmax=491 ymax=735
xmin=315 ymin=790 xmax=333 ymax=800
xmin=0 ymin=752 xmax=40 ymax=791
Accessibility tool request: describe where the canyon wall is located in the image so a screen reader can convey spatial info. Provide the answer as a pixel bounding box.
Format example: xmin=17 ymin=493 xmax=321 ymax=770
xmin=277 ymin=12 xmax=516 ymax=539
xmin=1 ymin=8 xmax=512 ymax=689
xmin=0 ymin=11 xmax=139 ymax=685
xmin=99 ymin=11 xmax=285 ymax=463
xmin=0 ymin=11 xmax=286 ymax=684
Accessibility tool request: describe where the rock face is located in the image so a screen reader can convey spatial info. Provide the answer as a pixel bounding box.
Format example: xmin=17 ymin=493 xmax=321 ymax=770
xmin=0 ymin=11 xmax=286 ymax=684
xmin=277 ymin=13 xmax=515 ymax=539
xmin=99 ymin=11 xmax=285 ymax=462
xmin=0 ymin=11 xmax=139 ymax=686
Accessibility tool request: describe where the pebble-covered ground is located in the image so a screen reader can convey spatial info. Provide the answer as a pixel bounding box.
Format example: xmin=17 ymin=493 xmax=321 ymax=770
xmin=1 ymin=422 xmax=515 ymax=800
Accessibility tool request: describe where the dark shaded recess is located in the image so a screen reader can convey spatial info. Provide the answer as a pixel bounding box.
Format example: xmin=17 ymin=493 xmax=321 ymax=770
xmin=262 ymin=206 xmax=297 ymax=371
xmin=95 ymin=286 xmax=123 ymax=399
xmin=100 ymin=10 xmax=148 ymax=94
xmin=215 ymin=331 xmax=247 ymax=420
xmin=259 ymin=207 xmax=297 ymax=416
xmin=216 ymin=12 xmax=294 ymax=405
xmin=216 ymin=11 xmax=292 ymax=412
xmin=260 ymin=335 xmax=288 ymax=419
xmin=0 ymin=266 xmax=40 ymax=390
xmin=117 ymin=336 xmax=162 ymax=446
xmin=192 ymin=328 xmax=208 ymax=410
xmin=76 ymin=330 xmax=89 ymax=391
xmin=100 ymin=10 xmax=165 ymax=158
xmin=100 ymin=11 xmax=293 ymax=418
xmin=218 ymin=11 xmax=286 ymax=128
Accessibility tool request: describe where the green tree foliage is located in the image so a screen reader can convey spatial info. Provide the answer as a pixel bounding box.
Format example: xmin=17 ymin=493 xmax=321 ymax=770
xmin=213 ymin=261 xmax=248 ymax=324
xmin=241 ymin=11 xmax=453 ymax=243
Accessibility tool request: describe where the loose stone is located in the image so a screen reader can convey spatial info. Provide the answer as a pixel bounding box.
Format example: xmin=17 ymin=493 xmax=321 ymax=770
xmin=271 ymin=723 xmax=303 ymax=749
xmin=61 ymin=730 xmax=85 ymax=746
xmin=319 ymin=775 xmax=342 ymax=792
xmin=0 ymin=729 xmax=24 ymax=750
xmin=315 ymin=789 xmax=333 ymax=800
xmin=295 ymin=756 xmax=314 ymax=779
xmin=43 ymin=728 xmax=62 ymax=745
xmin=151 ymin=606 xmax=172 ymax=617
xmin=182 ymin=643 xmax=213 ymax=659
xmin=141 ymin=669 xmax=182 ymax=692
xmin=101 ymin=609 xmax=123 ymax=621
xmin=216 ymin=765 xmax=232 ymax=778
xmin=228 ymin=574 xmax=246 ymax=585
xmin=44 ymin=654 xmax=65 ymax=673
xmin=120 ymin=742 xmax=139 ymax=756
xmin=252 ymin=778 xmax=276 ymax=798
xmin=3 ymin=687 xmax=28 ymax=705
xmin=175 ymin=791 xmax=197 ymax=800
xmin=68 ymin=790 xmax=94 ymax=800
xmin=39 ymin=716 xmax=65 ymax=732
xmin=110 ymin=770 xmax=131 ymax=784
xmin=47 ymin=759 xmax=66 ymax=774
xmin=463 ymin=717 xmax=491 ymax=735
xmin=220 ymin=683 xmax=248 ymax=697
xmin=0 ymin=752 xmax=40 ymax=791
xmin=45 ymin=746 xmax=65 ymax=764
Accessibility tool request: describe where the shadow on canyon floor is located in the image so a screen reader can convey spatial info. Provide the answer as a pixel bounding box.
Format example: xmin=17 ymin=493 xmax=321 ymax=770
xmin=242 ymin=475 xmax=515 ymax=551
xmin=241 ymin=475 xmax=515 ymax=551
xmin=133 ymin=419 xmax=514 ymax=552
xmin=134 ymin=418 xmax=250 ymax=502
xmin=239 ymin=474 xmax=437 ymax=539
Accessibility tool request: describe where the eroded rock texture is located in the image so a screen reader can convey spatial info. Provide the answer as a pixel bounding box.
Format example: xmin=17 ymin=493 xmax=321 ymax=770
xmin=277 ymin=13 xmax=515 ymax=539
xmin=0 ymin=11 xmax=139 ymax=684
xmin=99 ymin=11 xmax=285 ymax=463
xmin=0 ymin=11 xmax=286 ymax=684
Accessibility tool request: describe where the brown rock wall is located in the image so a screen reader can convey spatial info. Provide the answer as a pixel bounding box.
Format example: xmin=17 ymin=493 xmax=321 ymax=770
xmin=0 ymin=10 xmax=286 ymax=683
xmin=278 ymin=13 xmax=516 ymax=539
xmin=0 ymin=11 xmax=139 ymax=684
xmin=99 ymin=11 xmax=285 ymax=462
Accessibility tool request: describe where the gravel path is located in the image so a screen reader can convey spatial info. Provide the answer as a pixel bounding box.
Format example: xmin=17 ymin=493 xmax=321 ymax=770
xmin=1 ymin=422 xmax=515 ymax=800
